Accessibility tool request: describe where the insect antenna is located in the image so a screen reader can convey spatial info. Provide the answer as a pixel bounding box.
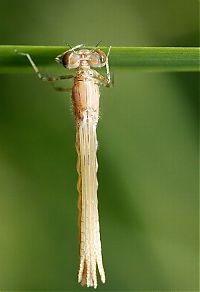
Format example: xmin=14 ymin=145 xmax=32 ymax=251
xmin=95 ymin=40 xmax=102 ymax=48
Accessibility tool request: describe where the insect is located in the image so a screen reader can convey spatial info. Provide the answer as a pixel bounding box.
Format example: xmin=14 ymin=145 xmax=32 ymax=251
xmin=16 ymin=44 xmax=112 ymax=288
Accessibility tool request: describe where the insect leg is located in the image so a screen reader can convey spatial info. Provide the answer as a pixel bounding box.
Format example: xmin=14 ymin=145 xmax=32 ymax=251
xmin=66 ymin=44 xmax=85 ymax=52
xmin=50 ymin=83 xmax=72 ymax=92
xmin=93 ymin=69 xmax=112 ymax=88
xmin=15 ymin=50 xmax=74 ymax=81
xmin=105 ymin=46 xmax=111 ymax=84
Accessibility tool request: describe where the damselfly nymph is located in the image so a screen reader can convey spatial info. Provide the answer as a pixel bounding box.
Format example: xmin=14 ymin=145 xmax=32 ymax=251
xmin=16 ymin=44 xmax=111 ymax=288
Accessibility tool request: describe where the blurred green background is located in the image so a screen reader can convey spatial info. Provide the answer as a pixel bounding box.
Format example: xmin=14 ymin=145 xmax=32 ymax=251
xmin=0 ymin=0 xmax=199 ymax=291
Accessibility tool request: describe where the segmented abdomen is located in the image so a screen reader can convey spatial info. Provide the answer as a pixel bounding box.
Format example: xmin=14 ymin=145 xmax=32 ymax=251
xmin=72 ymin=80 xmax=105 ymax=288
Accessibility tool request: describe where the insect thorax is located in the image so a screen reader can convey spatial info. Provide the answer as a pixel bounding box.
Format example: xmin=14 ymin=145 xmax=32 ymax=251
xmin=75 ymin=66 xmax=94 ymax=80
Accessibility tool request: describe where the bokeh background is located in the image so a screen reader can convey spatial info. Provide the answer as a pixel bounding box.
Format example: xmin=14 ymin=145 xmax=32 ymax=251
xmin=0 ymin=0 xmax=199 ymax=291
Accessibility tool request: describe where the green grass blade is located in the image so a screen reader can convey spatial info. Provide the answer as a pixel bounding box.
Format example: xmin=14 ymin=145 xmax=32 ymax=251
xmin=0 ymin=45 xmax=199 ymax=73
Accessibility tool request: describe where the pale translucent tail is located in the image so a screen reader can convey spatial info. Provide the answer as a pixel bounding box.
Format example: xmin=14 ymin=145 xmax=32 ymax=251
xmin=76 ymin=113 xmax=105 ymax=288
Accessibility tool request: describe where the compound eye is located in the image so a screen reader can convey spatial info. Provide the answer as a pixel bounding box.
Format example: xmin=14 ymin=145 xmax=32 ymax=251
xmin=89 ymin=49 xmax=107 ymax=67
xmin=56 ymin=51 xmax=80 ymax=69
xmin=64 ymin=52 xmax=80 ymax=68
xmin=89 ymin=52 xmax=102 ymax=67
xmin=96 ymin=49 xmax=107 ymax=65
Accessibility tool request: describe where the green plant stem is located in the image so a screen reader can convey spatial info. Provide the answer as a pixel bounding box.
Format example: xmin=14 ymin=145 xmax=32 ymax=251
xmin=0 ymin=45 xmax=199 ymax=73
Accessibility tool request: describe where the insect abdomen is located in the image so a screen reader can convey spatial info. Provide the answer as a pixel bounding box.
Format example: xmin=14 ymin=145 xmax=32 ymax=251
xmin=72 ymin=80 xmax=105 ymax=288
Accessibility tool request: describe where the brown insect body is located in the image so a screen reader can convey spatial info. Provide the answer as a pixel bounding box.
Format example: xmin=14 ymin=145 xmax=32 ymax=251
xmin=73 ymin=66 xmax=103 ymax=288
xmin=63 ymin=48 xmax=110 ymax=288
